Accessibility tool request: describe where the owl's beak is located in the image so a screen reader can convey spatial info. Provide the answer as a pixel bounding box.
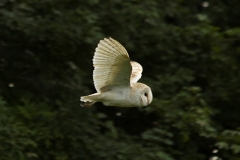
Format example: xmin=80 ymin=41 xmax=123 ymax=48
xmin=148 ymin=93 xmax=153 ymax=105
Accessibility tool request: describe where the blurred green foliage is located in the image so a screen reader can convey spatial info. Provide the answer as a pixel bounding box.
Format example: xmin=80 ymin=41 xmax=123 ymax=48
xmin=0 ymin=0 xmax=240 ymax=159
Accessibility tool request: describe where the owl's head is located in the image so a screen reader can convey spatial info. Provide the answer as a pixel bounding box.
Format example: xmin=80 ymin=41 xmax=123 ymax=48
xmin=132 ymin=83 xmax=153 ymax=106
xmin=140 ymin=86 xmax=153 ymax=106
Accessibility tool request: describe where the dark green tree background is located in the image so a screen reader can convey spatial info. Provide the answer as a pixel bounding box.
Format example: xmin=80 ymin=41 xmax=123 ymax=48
xmin=0 ymin=0 xmax=240 ymax=160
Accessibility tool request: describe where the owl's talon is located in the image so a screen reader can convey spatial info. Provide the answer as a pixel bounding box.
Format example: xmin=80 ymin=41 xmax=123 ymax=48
xmin=81 ymin=101 xmax=93 ymax=107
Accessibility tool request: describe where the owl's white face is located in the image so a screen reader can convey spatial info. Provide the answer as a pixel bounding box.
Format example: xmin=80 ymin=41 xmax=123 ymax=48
xmin=140 ymin=87 xmax=153 ymax=106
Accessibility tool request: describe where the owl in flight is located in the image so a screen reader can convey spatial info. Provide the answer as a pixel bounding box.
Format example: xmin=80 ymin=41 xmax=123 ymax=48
xmin=80 ymin=38 xmax=153 ymax=107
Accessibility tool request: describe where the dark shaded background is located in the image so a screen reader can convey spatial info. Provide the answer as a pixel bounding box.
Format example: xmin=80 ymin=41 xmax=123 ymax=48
xmin=0 ymin=0 xmax=240 ymax=160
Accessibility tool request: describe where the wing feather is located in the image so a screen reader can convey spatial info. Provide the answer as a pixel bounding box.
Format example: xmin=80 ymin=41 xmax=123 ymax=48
xmin=130 ymin=61 xmax=143 ymax=83
xmin=93 ymin=38 xmax=132 ymax=92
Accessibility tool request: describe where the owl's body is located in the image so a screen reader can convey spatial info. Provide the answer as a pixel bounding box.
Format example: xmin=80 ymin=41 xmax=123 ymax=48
xmin=80 ymin=38 xmax=153 ymax=107
xmin=81 ymin=83 xmax=152 ymax=107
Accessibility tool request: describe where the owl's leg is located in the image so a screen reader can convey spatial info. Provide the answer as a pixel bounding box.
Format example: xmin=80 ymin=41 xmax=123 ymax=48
xmin=80 ymin=101 xmax=95 ymax=107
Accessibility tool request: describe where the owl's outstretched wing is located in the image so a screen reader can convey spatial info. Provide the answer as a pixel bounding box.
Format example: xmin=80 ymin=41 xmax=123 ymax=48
xmin=93 ymin=38 xmax=132 ymax=92
xmin=130 ymin=61 xmax=143 ymax=83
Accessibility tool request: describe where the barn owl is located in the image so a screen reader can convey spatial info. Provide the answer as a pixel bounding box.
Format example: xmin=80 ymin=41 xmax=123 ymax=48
xmin=80 ymin=37 xmax=153 ymax=107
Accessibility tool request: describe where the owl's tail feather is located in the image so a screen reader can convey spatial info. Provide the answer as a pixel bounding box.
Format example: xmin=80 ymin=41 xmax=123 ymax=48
xmin=80 ymin=93 xmax=100 ymax=102
xmin=80 ymin=93 xmax=101 ymax=107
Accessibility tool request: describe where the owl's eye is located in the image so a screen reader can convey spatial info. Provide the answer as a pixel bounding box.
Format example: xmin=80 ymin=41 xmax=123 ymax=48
xmin=144 ymin=93 xmax=148 ymax=97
